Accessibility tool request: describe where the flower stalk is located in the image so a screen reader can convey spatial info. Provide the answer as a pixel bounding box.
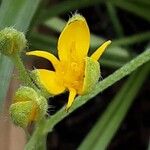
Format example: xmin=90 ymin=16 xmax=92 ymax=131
xmin=11 ymin=54 xmax=37 ymax=89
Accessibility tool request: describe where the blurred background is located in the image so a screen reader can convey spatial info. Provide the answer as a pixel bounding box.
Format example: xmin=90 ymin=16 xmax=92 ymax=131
xmin=0 ymin=0 xmax=150 ymax=150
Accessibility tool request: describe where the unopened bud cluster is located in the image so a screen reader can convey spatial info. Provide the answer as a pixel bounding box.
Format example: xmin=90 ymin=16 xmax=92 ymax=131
xmin=0 ymin=27 xmax=48 ymax=128
xmin=9 ymin=86 xmax=48 ymax=128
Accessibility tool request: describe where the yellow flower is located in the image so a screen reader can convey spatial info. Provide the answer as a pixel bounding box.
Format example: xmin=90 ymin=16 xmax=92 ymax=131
xmin=27 ymin=14 xmax=111 ymax=110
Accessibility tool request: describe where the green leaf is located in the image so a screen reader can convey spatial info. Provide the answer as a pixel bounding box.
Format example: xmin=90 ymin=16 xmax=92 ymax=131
xmin=0 ymin=0 xmax=41 ymax=111
xmin=111 ymin=0 xmax=150 ymax=22
xmin=38 ymin=0 xmax=103 ymax=23
xmin=0 ymin=54 xmax=13 ymax=107
xmin=106 ymin=1 xmax=124 ymax=38
xmin=28 ymin=32 xmax=57 ymax=53
xmin=25 ymin=49 xmax=150 ymax=149
xmin=79 ymin=62 xmax=150 ymax=150
xmin=112 ymin=32 xmax=150 ymax=46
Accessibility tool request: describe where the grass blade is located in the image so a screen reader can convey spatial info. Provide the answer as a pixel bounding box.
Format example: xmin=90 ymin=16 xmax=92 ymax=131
xmin=106 ymin=1 xmax=124 ymax=37
xmin=0 ymin=0 xmax=41 ymax=111
xmin=112 ymin=0 xmax=150 ymax=22
xmin=79 ymin=62 xmax=150 ymax=150
xmin=0 ymin=55 xmax=13 ymax=108
xmin=112 ymin=32 xmax=150 ymax=46
xmin=38 ymin=0 xmax=103 ymax=23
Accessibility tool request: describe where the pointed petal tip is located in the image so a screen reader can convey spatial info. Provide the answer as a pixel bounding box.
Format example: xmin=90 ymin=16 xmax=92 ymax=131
xmin=91 ymin=40 xmax=112 ymax=61
xmin=26 ymin=51 xmax=31 ymax=55
xmin=68 ymin=13 xmax=85 ymax=24
xmin=107 ymin=40 xmax=112 ymax=44
xmin=26 ymin=51 xmax=39 ymax=56
xmin=26 ymin=50 xmax=59 ymax=69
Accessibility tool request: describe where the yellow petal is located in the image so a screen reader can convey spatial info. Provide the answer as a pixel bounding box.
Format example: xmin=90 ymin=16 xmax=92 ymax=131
xmin=37 ymin=69 xmax=65 ymax=95
xmin=58 ymin=14 xmax=90 ymax=62
xmin=66 ymin=88 xmax=76 ymax=110
xmin=91 ymin=40 xmax=111 ymax=61
xmin=26 ymin=51 xmax=59 ymax=70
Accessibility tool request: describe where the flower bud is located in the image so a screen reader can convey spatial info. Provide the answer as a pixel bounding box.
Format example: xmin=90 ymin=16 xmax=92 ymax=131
xmin=0 ymin=27 xmax=27 ymax=56
xmin=9 ymin=86 xmax=48 ymax=128
xmin=82 ymin=57 xmax=100 ymax=94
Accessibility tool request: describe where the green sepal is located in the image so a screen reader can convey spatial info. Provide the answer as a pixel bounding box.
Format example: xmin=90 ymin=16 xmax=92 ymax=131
xmin=82 ymin=57 xmax=100 ymax=94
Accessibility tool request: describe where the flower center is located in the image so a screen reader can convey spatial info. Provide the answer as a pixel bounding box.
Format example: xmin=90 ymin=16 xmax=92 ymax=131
xmin=56 ymin=61 xmax=84 ymax=93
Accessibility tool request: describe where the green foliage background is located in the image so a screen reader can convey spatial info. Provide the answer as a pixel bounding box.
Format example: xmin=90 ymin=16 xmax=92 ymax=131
xmin=0 ymin=0 xmax=149 ymax=150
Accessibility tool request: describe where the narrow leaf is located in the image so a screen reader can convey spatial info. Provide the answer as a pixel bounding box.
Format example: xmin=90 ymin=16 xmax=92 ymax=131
xmin=0 ymin=0 xmax=41 ymax=111
xmin=79 ymin=62 xmax=150 ymax=150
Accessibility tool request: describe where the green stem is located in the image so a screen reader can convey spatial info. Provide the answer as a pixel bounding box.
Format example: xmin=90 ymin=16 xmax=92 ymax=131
xmin=11 ymin=54 xmax=36 ymax=89
xmin=11 ymin=53 xmax=52 ymax=99
xmin=36 ymin=135 xmax=47 ymax=150
xmin=25 ymin=49 xmax=150 ymax=149
xmin=25 ymin=119 xmax=47 ymax=150
xmin=79 ymin=63 xmax=150 ymax=150
xmin=94 ymin=63 xmax=149 ymax=150
xmin=0 ymin=0 xmax=41 ymax=112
